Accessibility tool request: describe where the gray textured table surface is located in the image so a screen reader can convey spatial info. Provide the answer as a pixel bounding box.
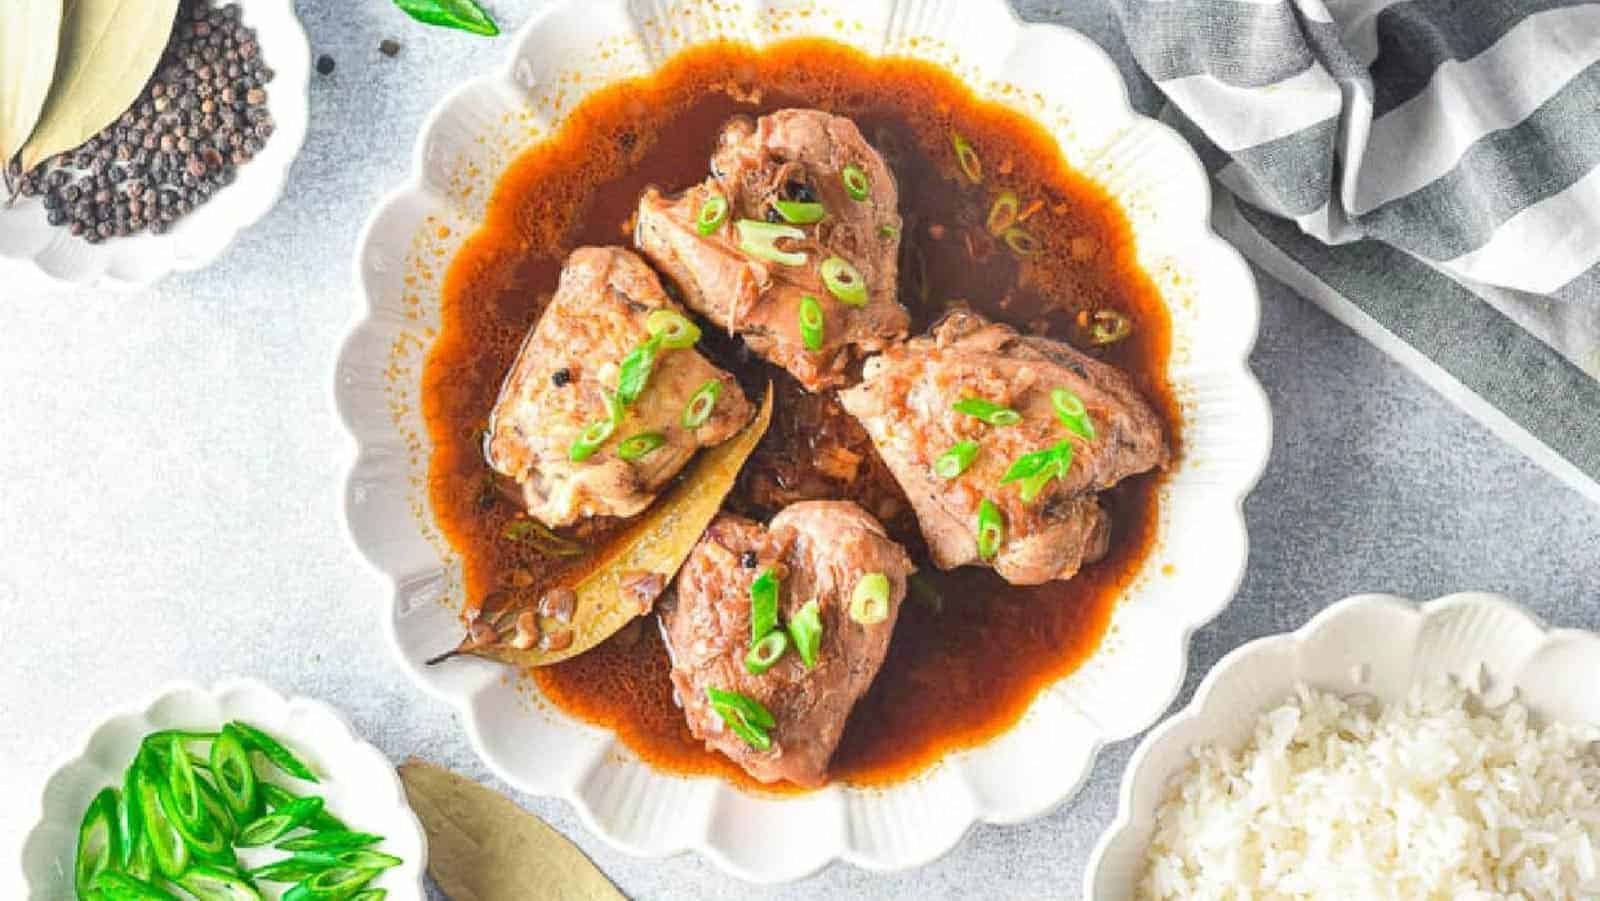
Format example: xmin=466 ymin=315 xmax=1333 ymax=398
xmin=3 ymin=2 xmax=1598 ymax=899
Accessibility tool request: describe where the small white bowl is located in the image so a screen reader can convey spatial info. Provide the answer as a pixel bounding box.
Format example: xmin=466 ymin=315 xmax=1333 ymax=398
xmin=1086 ymin=592 xmax=1600 ymax=899
xmin=0 ymin=0 xmax=310 ymax=289
xmin=18 ymin=678 xmax=427 ymax=900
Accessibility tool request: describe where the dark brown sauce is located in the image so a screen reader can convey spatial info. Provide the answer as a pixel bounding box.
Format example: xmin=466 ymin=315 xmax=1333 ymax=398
xmin=425 ymin=39 xmax=1178 ymax=790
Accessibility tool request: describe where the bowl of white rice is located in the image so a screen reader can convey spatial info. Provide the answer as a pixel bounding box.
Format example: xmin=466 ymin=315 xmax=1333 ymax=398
xmin=1086 ymin=592 xmax=1600 ymax=900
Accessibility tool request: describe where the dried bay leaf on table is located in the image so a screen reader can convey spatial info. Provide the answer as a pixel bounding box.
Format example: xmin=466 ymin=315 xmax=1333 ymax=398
xmin=398 ymin=759 xmax=625 ymax=901
xmin=18 ymin=0 xmax=181 ymax=172
xmin=0 ymin=0 xmax=63 ymax=185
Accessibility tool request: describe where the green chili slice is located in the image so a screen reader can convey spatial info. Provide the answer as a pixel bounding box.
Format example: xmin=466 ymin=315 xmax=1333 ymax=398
xmin=1051 ymin=387 xmax=1095 ymax=439
xmin=261 ymin=783 xmax=347 ymax=833
xmin=987 ymin=190 xmax=1020 ymax=235
xmin=735 ymin=219 xmax=807 ymax=266
xmin=842 ymin=163 xmax=870 ymax=201
xmin=819 ymin=256 xmax=868 ymax=306
xmin=696 ymin=193 xmax=729 ymax=235
xmin=282 ymin=867 xmax=379 ymax=901
xmin=646 ymin=309 xmax=701 ymax=349
xmin=849 ymin=573 xmax=892 ymax=625
xmin=209 ymin=728 xmax=257 ymax=824
xmin=951 ymin=130 xmax=982 ymax=183
xmin=87 ymin=871 xmax=177 ymax=900
xmin=934 ymin=440 xmax=980 ymax=480
xmin=176 ymin=865 xmax=263 ymax=901
xmin=952 ymin=396 xmax=1022 ymax=426
xmin=744 ymin=630 xmax=790 ymax=675
xmin=616 ymin=335 xmax=662 ymax=406
xmin=1002 ymin=226 xmax=1039 ymax=258
xmin=799 ymin=295 xmax=825 ymax=351
xmin=238 ymin=795 xmax=324 ymax=847
xmin=681 ymin=379 xmax=722 ymax=429
xmin=135 ymin=755 xmax=189 ymax=879
xmin=787 ymin=599 xmax=823 ymax=668
xmin=278 ymin=830 xmax=383 ymax=852
xmin=705 ymin=686 xmax=774 ymax=751
xmin=617 ymin=431 xmax=667 ymax=461
xmin=227 ymin=721 xmax=318 ymax=783
xmin=76 ymin=787 xmax=120 ymax=898
xmin=772 ymin=199 xmax=826 ymax=224
xmin=749 ymin=567 xmax=779 ymax=643
xmin=976 ymin=499 xmax=1005 ymax=560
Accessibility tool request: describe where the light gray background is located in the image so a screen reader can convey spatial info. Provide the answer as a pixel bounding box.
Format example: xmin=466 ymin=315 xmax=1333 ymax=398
xmin=3 ymin=2 xmax=1597 ymax=899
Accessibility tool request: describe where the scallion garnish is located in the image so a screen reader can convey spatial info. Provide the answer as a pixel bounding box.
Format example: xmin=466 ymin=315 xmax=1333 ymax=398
xmin=849 ymin=573 xmax=891 ymax=625
xmin=750 ymin=567 xmax=779 ymax=643
xmin=706 ymin=686 xmax=775 ymax=750
xmin=772 ymin=199 xmax=827 ymax=224
xmin=682 ymin=379 xmax=722 ymax=429
xmin=617 ymin=431 xmax=666 ymax=461
xmin=1003 ymin=226 xmax=1039 ymax=257
xmin=987 ymin=190 xmax=1019 ymax=235
xmin=616 ymin=335 xmax=662 ymax=406
xmin=697 ymin=193 xmax=729 ymax=235
xmin=842 ymin=163 xmax=871 ymax=201
xmin=952 ymin=396 xmax=1022 ymax=426
xmin=799 ymin=294 xmax=825 ymax=351
xmin=1089 ymin=309 xmax=1133 ymax=345
xmin=1052 ymin=387 xmax=1095 ymax=439
xmin=74 ymin=788 xmax=118 ymax=898
xmin=646 ymin=309 xmax=701 ymax=349
xmin=951 ymin=130 xmax=983 ymax=184
xmin=736 ymin=219 xmax=807 ymax=266
xmin=744 ymin=630 xmax=790 ymax=675
xmin=568 ymin=417 xmax=615 ymax=462
xmin=976 ymin=499 xmax=1005 ymax=560
xmin=878 ymin=223 xmax=899 ymax=240
xmin=934 ymin=440 xmax=980 ymax=480
xmin=1001 ymin=440 xmax=1074 ymax=503
xmin=819 ymin=256 xmax=868 ymax=306
xmin=788 ymin=599 xmax=822 ymax=668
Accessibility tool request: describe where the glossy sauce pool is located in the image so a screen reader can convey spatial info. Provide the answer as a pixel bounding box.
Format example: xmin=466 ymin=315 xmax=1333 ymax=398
xmin=425 ymin=39 xmax=1178 ymax=789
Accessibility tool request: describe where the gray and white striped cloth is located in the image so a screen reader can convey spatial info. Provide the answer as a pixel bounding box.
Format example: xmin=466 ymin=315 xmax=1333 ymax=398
xmin=1108 ymin=0 xmax=1600 ymax=504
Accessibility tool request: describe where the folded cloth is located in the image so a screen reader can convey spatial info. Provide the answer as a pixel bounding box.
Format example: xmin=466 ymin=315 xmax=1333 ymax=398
xmin=1104 ymin=0 xmax=1600 ymax=504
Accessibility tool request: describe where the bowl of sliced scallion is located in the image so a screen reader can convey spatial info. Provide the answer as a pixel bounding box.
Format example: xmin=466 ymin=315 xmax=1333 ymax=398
xmin=19 ymin=678 xmax=425 ymax=900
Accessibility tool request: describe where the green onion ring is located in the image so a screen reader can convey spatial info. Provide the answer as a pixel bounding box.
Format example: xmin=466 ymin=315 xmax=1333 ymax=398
xmin=749 ymin=567 xmax=780 ymax=643
xmin=1002 ymin=226 xmax=1039 ymax=257
xmin=799 ymin=294 xmax=825 ymax=351
xmin=568 ymin=417 xmax=616 ymax=462
xmin=849 ymin=573 xmax=892 ymax=625
xmin=934 ymin=440 xmax=980 ymax=480
xmin=646 ymin=309 xmax=701 ymax=349
xmin=820 ymin=256 xmax=868 ymax=306
xmin=682 ymin=379 xmax=722 ymax=429
xmin=744 ymin=631 xmax=790 ymax=675
xmin=787 ymin=600 xmax=823 ymax=669
xmin=976 ymin=499 xmax=1005 ymax=560
xmin=772 ymin=199 xmax=827 ymax=224
xmin=951 ymin=130 xmax=983 ymax=184
xmin=1052 ymin=387 xmax=1095 ymax=439
xmin=706 ymin=686 xmax=776 ymax=729
xmin=696 ymin=194 xmax=729 ymax=235
xmin=1089 ymin=309 xmax=1133 ymax=345
xmin=74 ymin=787 xmax=119 ymax=898
xmin=842 ymin=163 xmax=871 ymax=201
xmin=952 ymin=396 xmax=1022 ymax=426
xmin=735 ymin=219 xmax=808 ymax=266
xmin=987 ymin=190 xmax=1020 ymax=236
xmin=616 ymin=335 xmax=662 ymax=406
xmin=617 ymin=431 xmax=667 ymax=462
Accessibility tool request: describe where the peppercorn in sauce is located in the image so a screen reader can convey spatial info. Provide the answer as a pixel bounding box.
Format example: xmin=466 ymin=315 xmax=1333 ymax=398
xmin=425 ymin=40 xmax=1177 ymax=789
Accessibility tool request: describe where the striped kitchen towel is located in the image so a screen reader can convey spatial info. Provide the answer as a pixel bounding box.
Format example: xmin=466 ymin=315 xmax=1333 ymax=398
xmin=1107 ymin=0 xmax=1600 ymax=504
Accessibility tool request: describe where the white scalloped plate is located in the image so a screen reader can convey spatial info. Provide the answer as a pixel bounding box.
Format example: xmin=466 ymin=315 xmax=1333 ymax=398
xmin=18 ymin=678 xmax=427 ymax=899
xmin=0 ymin=0 xmax=310 ymax=290
xmin=335 ymin=0 xmax=1270 ymax=882
xmin=1086 ymin=592 xmax=1600 ymax=899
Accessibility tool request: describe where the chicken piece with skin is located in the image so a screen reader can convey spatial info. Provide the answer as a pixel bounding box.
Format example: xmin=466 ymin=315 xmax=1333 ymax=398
xmin=635 ymin=109 xmax=910 ymax=392
xmin=485 ymin=246 xmax=754 ymax=528
xmin=839 ymin=311 xmax=1169 ymax=586
xmin=659 ymin=501 xmax=914 ymax=787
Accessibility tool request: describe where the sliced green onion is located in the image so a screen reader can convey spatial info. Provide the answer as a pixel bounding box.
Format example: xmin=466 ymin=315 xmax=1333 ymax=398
xmin=772 ymin=199 xmax=826 ymax=224
xmin=87 ymin=871 xmax=174 ymax=900
xmin=350 ymin=891 xmax=388 ymax=901
xmin=176 ymin=865 xmax=262 ymax=901
xmin=744 ymin=630 xmax=790 ymax=675
xmin=282 ymin=867 xmax=378 ymax=901
xmin=951 ymin=130 xmax=982 ymax=183
xmin=934 ymin=440 xmax=980 ymax=480
xmin=1000 ymin=446 xmax=1059 ymax=485
xmin=500 ymin=517 xmax=585 ymax=557
xmin=134 ymin=755 xmax=188 ymax=879
xmin=238 ymin=795 xmax=324 ymax=847
xmin=735 ymin=219 xmax=807 ymax=266
xmin=849 ymin=573 xmax=891 ymax=625
xmin=209 ymin=728 xmax=257 ymax=823
xmin=819 ymin=256 xmax=868 ymax=306
xmin=787 ymin=600 xmax=822 ymax=668
xmin=322 ymin=849 xmax=403 ymax=872
xmin=799 ymin=294 xmax=825 ymax=351
xmin=706 ymin=686 xmax=775 ymax=750
xmin=227 ymin=721 xmax=318 ymax=783
xmin=987 ymin=190 xmax=1020 ymax=235
xmin=75 ymin=787 xmax=119 ymax=898
xmin=696 ymin=193 xmax=729 ymax=235
xmin=118 ymin=763 xmax=145 ymax=871
xmin=164 ymin=734 xmax=206 ymax=831
xmin=1052 ymin=387 xmax=1095 ymax=439
xmin=976 ymin=499 xmax=1005 ymax=560
xmin=1003 ymin=441 xmax=1074 ymax=503
xmin=251 ymin=856 xmax=334 ymax=883
xmin=646 ymin=309 xmax=701 ymax=349
xmin=878 ymin=223 xmax=899 ymax=240
xmin=842 ymin=163 xmax=870 ymax=201
xmin=1003 ymin=226 xmax=1039 ymax=257
xmin=682 ymin=379 xmax=722 ymax=429
xmin=1089 ymin=309 xmax=1133 ymax=345
xmin=617 ymin=431 xmax=666 ymax=461
xmin=260 ymin=783 xmax=347 ymax=833
xmin=952 ymin=396 xmax=1022 ymax=426
xmin=569 ymin=388 xmax=622 ymax=462
xmin=125 ymin=829 xmax=156 ymax=882
xmin=749 ymin=567 xmax=779 ymax=643
xmin=278 ymin=831 xmax=384 ymax=852
xmin=616 ymin=335 xmax=662 ymax=406
xmin=194 ymin=778 xmax=237 ymax=844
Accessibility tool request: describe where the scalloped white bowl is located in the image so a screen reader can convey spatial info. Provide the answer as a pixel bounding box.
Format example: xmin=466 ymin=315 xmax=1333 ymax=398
xmin=0 ymin=0 xmax=310 ymax=290
xmin=1086 ymin=592 xmax=1600 ymax=899
xmin=19 ymin=679 xmax=427 ymax=899
xmin=335 ymin=0 xmax=1270 ymax=882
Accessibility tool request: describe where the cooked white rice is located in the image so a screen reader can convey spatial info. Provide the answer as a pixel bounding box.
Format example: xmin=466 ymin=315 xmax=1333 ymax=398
xmin=1138 ymin=681 xmax=1600 ymax=900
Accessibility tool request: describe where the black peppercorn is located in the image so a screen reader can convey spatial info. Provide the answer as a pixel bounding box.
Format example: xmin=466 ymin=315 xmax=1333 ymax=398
xmin=551 ymin=368 xmax=573 ymax=387
xmin=316 ymin=54 xmax=335 ymax=75
xmin=741 ymin=551 xmax=758 ymax=569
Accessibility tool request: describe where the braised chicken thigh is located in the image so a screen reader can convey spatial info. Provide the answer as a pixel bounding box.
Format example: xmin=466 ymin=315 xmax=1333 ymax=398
xmin=659 ymin=501 xmax=914 ymax=786
xmin=635 ymin=109 xmax=909 ymax=392
xmin=839 ymin=312 xmax=1168 ymax=585
xmin=485 ymin=247 xmax=754 ymax=528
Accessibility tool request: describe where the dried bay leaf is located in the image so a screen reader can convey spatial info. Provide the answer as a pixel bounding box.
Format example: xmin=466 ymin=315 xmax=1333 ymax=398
xmin=398 ymin=759 xmax=624 ymax=901
xmin=18 ymin=0 xmax=180 ymax=172
xmin=0 ymin=0 xmax=63 ymax=186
